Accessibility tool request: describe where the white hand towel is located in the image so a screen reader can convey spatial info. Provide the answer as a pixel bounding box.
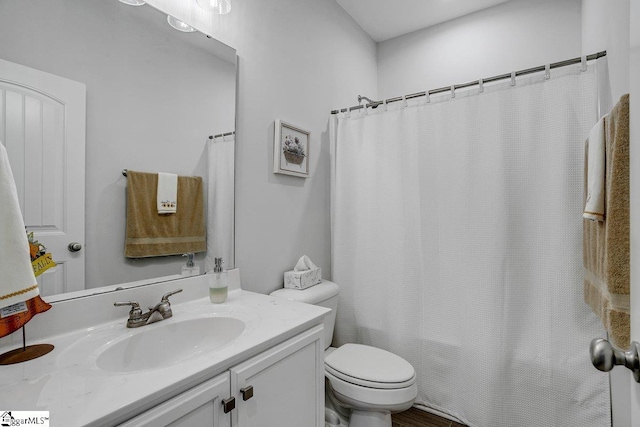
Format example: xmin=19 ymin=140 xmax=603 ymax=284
xmin=0 ymin=143 xmax=40 ymax=310
xmin=157 ymin=172 xmax=178 ymax=214
xmin=584 ymin=115 xmax=607 ymax=221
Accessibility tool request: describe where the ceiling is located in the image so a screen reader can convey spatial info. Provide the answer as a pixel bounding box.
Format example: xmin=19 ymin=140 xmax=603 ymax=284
xmin=335 ymin=0 xmax=513 ymax=42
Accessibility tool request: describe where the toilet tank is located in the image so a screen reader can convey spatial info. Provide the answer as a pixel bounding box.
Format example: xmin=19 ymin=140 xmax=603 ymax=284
xmin=270 ymin=280 xmax=339 ymax=350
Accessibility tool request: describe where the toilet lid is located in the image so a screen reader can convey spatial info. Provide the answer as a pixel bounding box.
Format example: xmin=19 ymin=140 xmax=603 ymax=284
xmin=325 ymin=344 xmax=416 ymax=389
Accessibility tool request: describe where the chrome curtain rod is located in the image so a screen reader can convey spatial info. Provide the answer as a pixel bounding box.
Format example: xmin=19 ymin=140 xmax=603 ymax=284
xmin=331 ymin=50 xmax=607 ymax=115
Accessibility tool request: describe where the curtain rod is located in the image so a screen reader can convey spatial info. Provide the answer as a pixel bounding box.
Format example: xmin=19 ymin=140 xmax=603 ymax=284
xmin=209 ymin=131 xmax=235 ymax=139
xmin=331 ymin=50 xmax=607 ymax=115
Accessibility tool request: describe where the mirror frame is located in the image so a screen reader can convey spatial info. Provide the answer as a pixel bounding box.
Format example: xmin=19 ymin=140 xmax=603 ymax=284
xmin=0 ymin=0 xmax=237 ymax=302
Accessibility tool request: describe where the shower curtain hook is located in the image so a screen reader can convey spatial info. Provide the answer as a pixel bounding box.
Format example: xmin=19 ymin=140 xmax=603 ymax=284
xmin=581 ymin=55 xmax=587 ymax=71
xmin=510 ymin=71 xmax=516 ymax=86
xmin=364 ymin=103 xmax=369 ymax=115
xmin=545 ymin=64 xmax=551 ymax=80
xmin=478 ymin=79 xmax=484 ymax=94
xmin=347 ymin=107 xmax=352 ymax=119
xmin=450 ymin=85 xmax=455 ymax=99
xmin=383 ymin=99 xmax=388 ymax=111
xmin=402 ymin=95 xmax=408 ymax=108
xmin=425 ymin=90 xmax=430 ymax=103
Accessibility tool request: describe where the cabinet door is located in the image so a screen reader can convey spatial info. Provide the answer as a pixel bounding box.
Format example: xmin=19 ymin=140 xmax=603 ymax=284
xmin=118 ymin=372 xmax=231 ymax=427
xmin=231 ymin=325 xmax=324 ymax=427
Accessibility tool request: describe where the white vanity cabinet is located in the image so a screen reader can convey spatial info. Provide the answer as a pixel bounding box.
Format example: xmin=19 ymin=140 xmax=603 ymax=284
xmin=119 ymin=325 xmax=324 ymax=427
xmin=230 ymin=325 xmax=325 ymax=427
xmin=118 ymin=373 xmax=231 ymax=427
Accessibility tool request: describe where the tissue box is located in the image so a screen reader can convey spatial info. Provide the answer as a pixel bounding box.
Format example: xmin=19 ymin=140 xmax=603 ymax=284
xmin=284 ymin=267 xmax=322 ymax=290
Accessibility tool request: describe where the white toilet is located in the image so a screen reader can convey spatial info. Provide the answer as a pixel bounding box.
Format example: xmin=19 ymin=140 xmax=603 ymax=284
xmin=270 ymin=280 xmax=417 ymax=427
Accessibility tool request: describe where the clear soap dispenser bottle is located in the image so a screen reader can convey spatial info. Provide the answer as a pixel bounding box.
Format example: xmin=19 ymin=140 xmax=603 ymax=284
xmin=182 ymin=253 xmax=200 ymax=277
xmin=209 ymin=257 xmax=228 ymax=303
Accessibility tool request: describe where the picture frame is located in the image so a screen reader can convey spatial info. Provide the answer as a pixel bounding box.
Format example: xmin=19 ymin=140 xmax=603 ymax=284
xmin=273 ymin=120 xmax=310 ymax=178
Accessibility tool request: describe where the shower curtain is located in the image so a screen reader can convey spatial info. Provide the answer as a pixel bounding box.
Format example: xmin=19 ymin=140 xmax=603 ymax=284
xmin=330 ymin=62 xmax=610 ymax=427
xmin=205 ymin=134 xmax=235 ymax=272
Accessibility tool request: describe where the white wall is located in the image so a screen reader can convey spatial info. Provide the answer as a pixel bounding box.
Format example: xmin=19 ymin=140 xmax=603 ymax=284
xmin=145 ymin=0 xmax=378 ymax=294
xmin=583 ymin=1 xmax=631 ymax=426
xmin=582 ymin=0 xmax=630 ymax=104
xmin=377 ymin=0 xmax=582 ymax=99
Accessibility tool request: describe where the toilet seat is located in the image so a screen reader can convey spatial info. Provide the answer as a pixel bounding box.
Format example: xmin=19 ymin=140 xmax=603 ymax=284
xmin=325 ymin=344 xmax=416 ymax=389
xmin=325 ymin=370 xmax=417 ymax=409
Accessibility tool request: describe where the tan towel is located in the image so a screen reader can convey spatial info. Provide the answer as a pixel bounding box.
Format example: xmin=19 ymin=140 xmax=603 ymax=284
xmin=584 ymin=94 xmax=630 ymax=349
xmin=125 ymin=171 xmax=206 ymax=258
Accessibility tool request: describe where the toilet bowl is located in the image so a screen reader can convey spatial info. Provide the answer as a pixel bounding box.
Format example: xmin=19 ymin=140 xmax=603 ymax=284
xmin=270 ymin=281 xmax=417 ymax=427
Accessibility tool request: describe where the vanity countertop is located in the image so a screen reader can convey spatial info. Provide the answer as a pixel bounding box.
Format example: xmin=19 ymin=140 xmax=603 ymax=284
xmin=0 ymin=289 xmax=328 ymax=426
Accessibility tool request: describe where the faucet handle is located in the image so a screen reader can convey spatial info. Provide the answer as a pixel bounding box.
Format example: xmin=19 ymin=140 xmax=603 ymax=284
xmin=114 ymin=301 xmax=142 ymax=317
xmin=161 ymin=288 xmax=183 ymax=303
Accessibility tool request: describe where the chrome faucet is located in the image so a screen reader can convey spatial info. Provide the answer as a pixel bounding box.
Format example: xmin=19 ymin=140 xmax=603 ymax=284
xmin=114 ymin=289 xmax=183 ymax=328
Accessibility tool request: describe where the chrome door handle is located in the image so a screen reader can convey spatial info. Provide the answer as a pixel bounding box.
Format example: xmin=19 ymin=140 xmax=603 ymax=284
xmin=590 ymin=338 xmax=640 ymax=382
xmin=68 ymin=242 xmax=82 ymax=252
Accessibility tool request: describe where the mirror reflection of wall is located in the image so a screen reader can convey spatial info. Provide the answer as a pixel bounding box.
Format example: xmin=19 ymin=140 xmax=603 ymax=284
xmin=0 ymin=0 xmax=237 ymax=298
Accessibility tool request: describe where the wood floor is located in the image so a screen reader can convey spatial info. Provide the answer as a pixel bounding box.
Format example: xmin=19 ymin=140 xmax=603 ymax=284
xmin=392 ymin=407 xmax=467 ymax=427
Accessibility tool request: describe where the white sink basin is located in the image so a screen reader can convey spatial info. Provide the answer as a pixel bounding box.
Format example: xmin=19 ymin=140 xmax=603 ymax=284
xmin=95 ymin=317 xmax=245 ymax=373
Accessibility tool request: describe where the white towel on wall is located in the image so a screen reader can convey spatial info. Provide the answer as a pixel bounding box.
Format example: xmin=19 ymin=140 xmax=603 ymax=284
xmin=583 ymin=115 xmax=607 ymax=221
xmin=0 ymin=142 xmax=39 ymax=310
xmin=157 ymin=172 xmax=178 ymax=214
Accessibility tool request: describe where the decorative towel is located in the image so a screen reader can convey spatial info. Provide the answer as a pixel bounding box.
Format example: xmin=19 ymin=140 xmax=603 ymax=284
xmin=0 ymin=296 xmax=52 ymax=339
xmin=157 ymin=172 xmax=178 ymax=214
xmin=0 ymin=143 xmax=40 ymax=308
xmin=584 ymin=94 xmax=630 ymax=349
xmin=583 ymin=115 xmax=607 ymax=221
xmin=125 ymin=171 xmax=206 ymax=258
xmin=0 ymin=142 xmax=51 ymax=338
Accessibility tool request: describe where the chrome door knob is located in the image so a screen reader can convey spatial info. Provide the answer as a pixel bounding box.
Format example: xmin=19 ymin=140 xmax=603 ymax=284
xmin=590 ymin=338 xmax=640 ymax=382
xmin=68 ymin=242 xmax=82 ymax=252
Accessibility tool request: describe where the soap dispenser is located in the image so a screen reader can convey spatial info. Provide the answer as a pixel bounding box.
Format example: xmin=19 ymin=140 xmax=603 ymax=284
xmin=209 ymin=257 xmax=228 ymax=303
xmin=182 ymin=253 xmax=200 ymax=277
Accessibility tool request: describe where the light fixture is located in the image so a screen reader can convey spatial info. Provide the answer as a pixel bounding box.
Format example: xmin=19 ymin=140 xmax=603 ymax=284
xmin=119 ymin=0 xmax=146 ymax=5
xmin=166 ymin=15 xmax=197 ymax=33
xmin=196 ymin=0 xmax=231 ymax=15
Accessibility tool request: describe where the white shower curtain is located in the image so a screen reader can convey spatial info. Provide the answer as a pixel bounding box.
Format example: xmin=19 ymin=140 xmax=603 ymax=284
xmin=205 ymin=134 xmax=235 ymax=272
xmin=330 ymin=63 xmax=610 ymax=427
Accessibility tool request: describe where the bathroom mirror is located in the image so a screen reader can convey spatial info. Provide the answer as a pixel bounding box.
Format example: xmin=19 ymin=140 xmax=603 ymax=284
xmin=0 ymin=0 xmax=236 ymax=300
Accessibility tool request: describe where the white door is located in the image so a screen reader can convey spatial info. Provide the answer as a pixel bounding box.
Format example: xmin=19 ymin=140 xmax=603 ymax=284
xmin=0 ymin=58 xmax=86 ymax=295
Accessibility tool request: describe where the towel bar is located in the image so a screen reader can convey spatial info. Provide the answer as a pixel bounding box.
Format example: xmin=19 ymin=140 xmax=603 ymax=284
xmin=590 ymin=338 xmax=640 ymax=382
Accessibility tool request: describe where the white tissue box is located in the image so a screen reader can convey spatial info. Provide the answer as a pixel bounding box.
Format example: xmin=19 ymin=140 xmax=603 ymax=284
xmin=284 ymin=267 xmax=322 ymax=290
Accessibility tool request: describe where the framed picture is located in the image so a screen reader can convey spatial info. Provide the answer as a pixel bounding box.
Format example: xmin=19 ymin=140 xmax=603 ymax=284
xmin=273 ymin=120 xmax=310 ymax=178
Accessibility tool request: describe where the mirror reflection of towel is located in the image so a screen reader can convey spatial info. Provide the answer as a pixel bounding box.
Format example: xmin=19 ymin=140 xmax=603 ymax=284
xmin=157 ymin=172 xmax=178 ymax=214
xmin=125 ymin=171 xmax=206 ymax=258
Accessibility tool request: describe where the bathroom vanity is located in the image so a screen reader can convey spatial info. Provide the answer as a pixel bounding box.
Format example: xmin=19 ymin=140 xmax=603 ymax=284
xmin=0 ymin=274 xmax=329 ymax=427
